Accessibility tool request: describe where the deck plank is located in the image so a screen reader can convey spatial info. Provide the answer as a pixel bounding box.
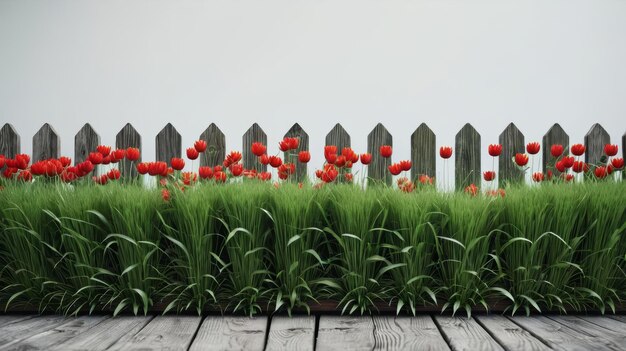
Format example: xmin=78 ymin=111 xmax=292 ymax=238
xmin=316 ymin=316 xmax=375 ymax=351
xmin=578 ymin=315 xmax=626 ymax=333
xmin=189 ymin=316 xmax=267 ymax=351
xmin=434 ymin=316 xmax=503 ymax=351
xmin=608 ymin=315 xmax=626 ymax=324
xmin=373 ymin=316 xmax=449 ymax=351
xmin=546 ymin=315 xmax=626 ymax=350
xmin=50 ymin=315 xmax=153 ymax=351
xmin=0 ymin=315 xmax=33 ymax=328
xmin=265 ymin=316 xmax=315 ymax=351
xmin=475 ymin=315 xmax=549 ymax=351
xmin=108 ymin=315 xmax=201 ymax=351
xmin=0 ymin=315 xmax=69 ymax=350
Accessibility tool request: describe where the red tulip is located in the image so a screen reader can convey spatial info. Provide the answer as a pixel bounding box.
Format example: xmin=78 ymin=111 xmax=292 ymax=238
xmin=488 ymin=144 xmax=502 ymax=157
xmin=388 ymin=163 xmax=402 ymax=175
xmin=360 ymin=153 xmax=372 ymax=165
xmin=213 ymin=165 xmax=223 ymax=172
xmin=563 ymin=174 xmax=574 ymax=182
xmin=230 ymin=163 xmax=243 ymax=176
xmin=94 ymin=174 xmax=108 ymax=185
xmin=186 ymin=148 xmax=199 ymax=160
xmin=532 ymin=172 xmax=544 ymax=182
xmin=341 ymin=148 xmax=359 ymax=163
xmin=17 ymin=170 xmax=32 ymax=182
xmin=148 ymin=161 xmax=168 ymax=176
xmin=101 ymin=155 xmax=112 ymax=165
xmin=335 ymin=155 xmax=346 ymax=168
xmin=61 ymin=170 xmax=77 ymax=183
xmin=324 ymin=146 xmax=338 ymax=164
xmin=214 ymin=171 xmax=227 ymax=182
xmin=439 ymin=146 xmax=452 ymax=159
xmin=419 ymin=175 xmax=433 ymax=185
xmin=251 ymin=142 xmax=267 ymax=157
xmin=258 ymin=172 xmax=271 ymax=181
xmin=0 ymin=155 xmax=4 ymax=169
xmin=112 ymin=149 xmax=125 ymax=161
xmin=379 ymin=145 xmax=392 ymax=158
xmin=269 ymin=156 xmax=282 ymax=168
xmin=97 ymin=145 xmax=111 ymax=157
xmin=298 ymin=151 xmax=311 ymax=163
xmin=161 ymin=189 xmax=170 ymax=202
xmin=194 ymin=140 xmax=207 ymax=153
xmin=594 ymin=166 xmax=607 ymax=179
xmin=399 ymin=160 xmax=412 ymax=172
xmin=604 ymin=144 xmax=618 ymax=157
xmin=182 ymin=172 xmax=197 ymax=185
xmin=59 ymin=156 xmax=71 ymax=167
xmin=515 ymin=153 xmax=529 ymax=166
xmin=279 ymin=137 xmax=299 ymax=151
xmin=107 ymin=169 xmax=121 ymax=180
xmin=572 ymin=161 xmax=588 ymax=173
xmin=199 ymin=166 xmax=213 ymax=179
xmin=223 ymin=151 xmax=242 ymax=167
xmin=259 ymin=154 xmax=270 ymax=165
xmin=171 ymin=158 xmax=185 ymax=171
xmin=325 ymin=153 xmax=337 ymax=164
xmin=3 ymin=167 xmax=17 ymax=179
xmin=78 ymin=160 xmax=95 ymax=174
xmin=464 ymin=184 xmax=479 ymax=196
xmin=137 ymin=162 xmax=149 ymax=175
xmin=278 ymin=170 xmax=288 ymax=180
xmin=561 ymin=156 xmax=575 ymax=169
xmin=555 ymin=160 xmax=565 ymax=173
xmin=321 ymin=165 xmax=339 ymax=183
xmin=611 ymin=157 xmax=624 ymax=169
xmin=344 ymin=173 xmax=353 ymax=182
xmin=88 ymin=152 xmax=103 ymax=165
xmin=15 ymin=154 xmax=30 ymax=169
xmin=483 ymin=171 xmax=496 ymax=181
xmin=571 ymin=143 xmax=585 ymax=156
xmin=607 ymin=164 xmax=614 ymax=174
xmin=526 ymin=142 xmax=540 ymax=155
xmin=551 ymin=144 xmax=564 ymax=158
xmin=126 ymin=147 xmax=140 ymax=161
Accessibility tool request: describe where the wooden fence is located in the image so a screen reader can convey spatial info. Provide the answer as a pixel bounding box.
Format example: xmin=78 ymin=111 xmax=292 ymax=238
xmin=0 ymin=122 xmax=624 ymax=189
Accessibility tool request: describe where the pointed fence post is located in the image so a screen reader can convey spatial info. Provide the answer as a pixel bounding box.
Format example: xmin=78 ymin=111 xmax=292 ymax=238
xmin=367 ymin=123 xmax=392 ymax=186
xmin=284 ymin=123 xmax=309 ymax=182
xmin=116 ymin=123 xmax=142 ymax=179
xmin=199 ymin=123 xmax=226 ymax=168
xmin=584 ymin=123 xmax=610 ymax=166
xmin=156 ymin=123 xmax=181 ymax=165
xmin=498 ymin=123 xmax=524 ymax=186
xmin=410 ymin=123 xmax=436 ymax=182
xmin=74 ymin=123 xmax=100 ymax=165
xmin=542 ymin=123 xmax=569 ymax=175
xmin=242 ymin=123 xmax=267 ymax=173
xmin=455 ymin=123 xmax=481 ymax=190
xmin=0 ymin=124 xmax=20 ymax=162
xmin=32 ymin=123 xmax=60 ymax=162
xmin=325 ymin=123 xmax=351 ymax=152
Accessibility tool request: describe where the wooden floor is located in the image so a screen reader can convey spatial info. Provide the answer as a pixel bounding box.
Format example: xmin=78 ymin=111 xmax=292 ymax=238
xmin=0 ymin=314 xmax=625 ymax=351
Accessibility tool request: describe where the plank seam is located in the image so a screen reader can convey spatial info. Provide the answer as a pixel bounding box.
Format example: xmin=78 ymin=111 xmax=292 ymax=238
xmin=504 ymin=316 xmax=555 ymax=349
xmin=474 ymin=314 xmax=545 ymax=351
xmin=370 ymin=315 xmax=376 ymax=351
xmin=431 ymin=315 xmax=455 ymax=351
xmin=263 ymin=315 xmax=272 ymax=351
xmin=186 ymin=315 xmax=205 ymax=351
xmin=313 ymin=315 xmax=319 ymax=351
xmin=104 ymin=314 xmax=156 ymax=350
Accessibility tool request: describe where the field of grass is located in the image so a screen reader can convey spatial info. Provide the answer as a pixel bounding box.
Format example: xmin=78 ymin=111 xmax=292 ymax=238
xmin=0 ymin=181 xmax=625 ymax=316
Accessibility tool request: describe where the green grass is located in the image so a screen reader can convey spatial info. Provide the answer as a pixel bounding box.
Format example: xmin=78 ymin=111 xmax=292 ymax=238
xmin=0 ymin=181 xmax=624 ymax=316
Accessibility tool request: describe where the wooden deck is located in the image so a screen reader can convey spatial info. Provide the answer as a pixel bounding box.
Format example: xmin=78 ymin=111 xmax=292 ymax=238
xmin=0 ymin=314 xmax=625 ymax=350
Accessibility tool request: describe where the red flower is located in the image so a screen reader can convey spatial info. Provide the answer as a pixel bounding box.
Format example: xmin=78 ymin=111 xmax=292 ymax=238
xmin=59 ymin=156 xmax=72 ymax=167
xmin=379 ymin=145 xmax=392 ymax=158
xmin=483 ymin=171 xmax=496 ymax=181
xmin=88 ymin=152 xmax=103 ymax=165
xmin=112 ymin=149 xmax=125 ymax=161
xmin=171 ymin=158 xmax=185 ymax=171
xmin=563 ymin=174 xmax=574 ymax=182
xmin=571 ymin=143 xmax=585 ymax=156
xmin=611 ymin=157 xmax=624 ymax=169
xmin=321 ymin=165 xmax=339 ymax=183
xmin=259 ymin=154 xmax=270 ymax=165
xmin=551 ymin=144 xmax=564 ymax=158
xmin=15 ymin=154 xmax=30 ymax=169
xmin=161 ymin=189 xmax=170 ymax=202
xmin=419 ymin=175 xmax=433 ymax=185
xmin=194 ymin=140 xmax=207 ymax=153
xmin=61 ymin=171 xmax=77 ymax=183
xmin=341 ymin=148 xmax=359 ymax=163
xmin=230 ymin=163 xmax=243 ymax=176
xmin=251 ymin=142 xmax=267 ymax=157
xmin=561 ymin=156 xmax=575 ymax=169
xmin=324 ymin=146 xmax=338 ymax=163
xmin=298 ymin=151 xmax=311 ymax=163
xmin=107 ymin=169 xmax=121 ymax=180
xmin=604 ymin=144 xmax=618 ymax=157
xmin=101 ymin=155 xmax=111 ymax=165
xmin=278 ymin=171 xmax=288 ymax=180
xmin=186 ymin=148 xmax=199 ymax=160
xmin=182 ymin=172 xmax=197 ymax=185
xmin=344 ymin=173 xmax=353 ymax=182
xmin=78 ymin=160 xmax=95 ymax=174
xmin=555 ymin=160 xmax=565 ymax=173
xmin=532 ymin=172 xmax=544 ymax=182
xmin=137 ymin=162 xmax=149 ymax=175
xmin=515 ymin=153 xmax=529 ymax=167
xmin=399 ymin=160 xmax=412 ymax=172
xmin=97 ymin=145 xmax=111 ymax=157
xmin=213 ymin=165 xmax=223 ymax=172
xmin=464 ymin=183 xmax=479 ymax=196
xmin=486 ymin=189 xmax=506 ymax=198
xmin=3 ymin=167 xmax=17 ymax=179
xmin=258 ymin=172 xmax=271 ymax=181
xmin=148 ymin=161 xmax=168 ymax=176
xmin=223 ymin=151 xmax=242 ymax=167
xmin=126 ymin=147 xmax=140 ymax=161
xmin=439 ymin=146 xmax=452 ymax=159
xmin=335 ymin=155 xmax=346 ymax=168
xmin=17 ymin=170 xmax=32 ymax=182
xmin=315 ymin=169 xmax=323 ymax=179
xmin=594 ymin=166 xmax=608 ymax=179
xmin=526 ymin=142 xmax=540 ymax=155
xmin=488 ymin=144 xmax=502 ymax=157
xmin=388 ymin=163 xmax=402 ymax=175
xmin=199 ymin=166 xmax=213 ymax=179
xmin=279 ymin=137 xmax=299 ymax=151
xmin=360 ymin=153 xmax=372 ymax=165
xmin=214 ymin=171 xmax=227 ymax=182
xmin=572 ymin=161 xmax=588 ymax=173
xmin=0 ymin=155 xmax=4 ymax=169
xmin=269 ymin=156 xmax=283 ymax=168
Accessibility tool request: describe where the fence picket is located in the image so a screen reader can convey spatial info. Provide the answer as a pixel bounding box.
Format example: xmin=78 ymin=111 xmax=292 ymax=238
xmin=455 ymin=123 xmax=480 ymax=190
xmin=74 ymin=123 xmax=100 ymax=165
xmin=0 ymin=123 xmax=20 ymax=161
xmin=410 ymin=123 xmax=436 ymax=182
xmin=498 ymin=123 xmax=524 ymax=186
xmin=32 ymin=123 xmax=60 ymax=162
xmin=367 ymin=123 xmax=392 ymax=186
xmin=284 ymin=123 xmax=309 ymax=182
xmin=156 ymin=123 xmax=181 ymax=165
xmin=584 ymin=123 xmax=610 ymax=166
xmin=116 ymin=123 xmax=142 ymax=179
xmin=242 ymin=123 xmax=267 ymax=173
xmin=199 ymin=123 xmax=226 ymax=168
xmin=542 ymin=123 xmax=569 ymax=175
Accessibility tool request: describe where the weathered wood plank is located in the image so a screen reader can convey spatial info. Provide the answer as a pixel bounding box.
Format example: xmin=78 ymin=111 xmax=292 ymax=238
xmin=283 ymin=123 xmax=309 ymax=182
xmin=455 ymin=124 xmax=481 ymax=190
xmin=199 ymin=123 xmax=226 ymax=168
xmin=190 ymin=316 xmax=267 ymax=351
xmin=325 ymin=123 xmax=351 ymax=153
xmin=0 ymin=315 xmax=68 ymax=350
xmin=584 ymin=124 xmax=610 ymax=166
xmin=373 ymin=316 xmax=449 ymax=351
xmin=498 ymin=123 xmax=525 ymax=186
xmin=265 ymin=316 xmax=314 ymax=351
xmin=242 ymin=123 xmax=267 ymax=173
xmin=116 ymin=123 xmax=142 ymax=179
xmin=6 ymin=315 xmax=109 ymax=351
xmin=155 ymin=123 xmax=182 ymax=165
xmin=316 ymin=316 xmax=374 ymax=351
xmin=32 ymin=123 xmax=60 ymax=162
xmin=367 ymin=123 xmax=393 ymax=186
xmin=0 ymin=123 xmax=20 ymax=160
xmin=475 ymin=315 xmax=549 ymax=351
xmin=546 ymin=315 xmax=626 ymax=350
xmin=578 ymin=315 xmax=626 ymax=334
xmin=411 ymin=123 xmax=436 ymax=181
xmin=0 ymin=315 xmax=33 ymax=328
xmin=509 ymin=315 xmax=613 ymax=351
xmin=108 ymin=315 xmax=201 ymax=351
xmin=74 ymin=123 xmax=100 ymax=165
xmin=50 ymin=316 xmax=153 ymax=351
xmin=434 ymin=316 xmax=503 ymax=351
xmin=542 ymin=123 xmax=569 ymax=174
xmin=608 ymin=315 xmax=626 ymax=324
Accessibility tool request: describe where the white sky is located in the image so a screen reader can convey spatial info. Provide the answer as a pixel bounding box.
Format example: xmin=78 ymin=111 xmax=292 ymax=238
xmin=1 ymin=0 xmax=625 ymax=188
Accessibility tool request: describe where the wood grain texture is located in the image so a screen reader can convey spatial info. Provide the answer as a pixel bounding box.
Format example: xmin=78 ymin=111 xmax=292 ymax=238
xmin=542 ymin=123 xmax=569 ymax=174
xmin=367 ymin=123 xmax=393 ymax=186
xmin=116 ymin=123 xmax=142 ymax=179
xmin=109 ymin=315 xmax=201 ymax=351
xmin=577 ymin=315 xmax=626 ymax=334
xmin=32 ymin=123 xmax=60 ymax=162
xmin=434 ymin=316 xmax=503 ymax=351
xmin=0 ymin=315 xmax=68 ymax=350
xmin=373 ymin=316 xmax=450 ymax=351
xmin=498 ymin=123 xmax=525 ymax=186
xmin=411 ymin=123 xmax=436 ymax=181
xmin=0 ymin=315 xmax=33 ymax=328
xmin=283 ymin=123 xmax=309 ymax=182
xmin=265 ymin=316 xmax=314 ymax=351
xmin=242 ymin=123 xmax=267 ymax=173
xmin=584 ymin=123 xmax=610 ymax=165
xmin=455 ymin=123 xmax=481 ymax=190
xmin=51 ymin=316 xmax=153 ymax=351
xmin=0 ymin=123 xmax=20 ymax=160
xmin=6 ymin=315 xmax=109 ymax=351
xmin=190 ymin=316 xmax=267 ymax=351
xmin=199 ymin=123 xmax=226 ymax=168
xmin=546 ymin=315 xmax=626 ymax=350
xmin=156 ymin=123 xmax=182 ymax=164
xmin=325 ymin=123 xmax=351 ymax=152
xmin=475 ymin=315 xmax=549 ymax=351
xmin=74 ymin=123 xmax=100 ymax=166
xmin=316 ymin=316 xmax=375 ymax=351
xmin=623 ymin=131 xmax=625 ymax=179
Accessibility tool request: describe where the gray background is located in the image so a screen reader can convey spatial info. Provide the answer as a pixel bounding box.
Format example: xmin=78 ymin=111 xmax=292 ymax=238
xmin=1 ymin=0 xmax=624 ymax=188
